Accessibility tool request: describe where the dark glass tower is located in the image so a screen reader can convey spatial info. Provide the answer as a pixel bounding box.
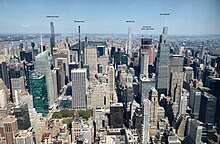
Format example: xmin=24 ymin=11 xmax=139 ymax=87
xmin=7 ymin=58 xmax=25 ymax=102
xmin=50 ymin=22 xmax=55 ymax=56
xmin=14 ymin=102 xmax=31 ymax=130
xmin=199 ymin=92 xmax=217 ymax=124
xmin=29 ymin=72 xmax=48 ymax=116
xmin=155 ymin=27 xmax=170 ymax=96
xmin=0 ymin=61 xmax=10 ymax=88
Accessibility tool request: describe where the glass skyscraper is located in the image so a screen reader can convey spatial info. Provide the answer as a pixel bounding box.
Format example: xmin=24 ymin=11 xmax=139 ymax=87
xmin=29 ymin=72 xmax=48 ymax=116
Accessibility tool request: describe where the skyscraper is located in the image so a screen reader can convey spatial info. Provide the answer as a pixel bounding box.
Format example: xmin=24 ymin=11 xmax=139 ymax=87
xmin=110 ymin=103 xmax=123 ymax=128
xmin=14 ymin=102 xmax=31 ymax=130
xmin=155 ymin=27 xmax=170 ymax=96
xmin=3 ymin=116 xmax=18 ymax=144
xmin=85 ymin=46 xmax=98 ymax=75
xmin=50 ymin=22 xmax=55 ymax=56
xmin=7 ymin=58 xmax=25 ymax=102
xmin=127 ymin=27 xmax=132 ymax=56
xmin=208 ymin=78 xmax=220 ymax=132
xmin=71 ymin=68 xmax=87 ymax=109
xmin=140 ymin=37 xmax=154 ymax=65
xmin=199 ymin=92 xmax=217 ymax=124
xmin=149 ymin=87 xmax=159 ymax=136
xmin=108 ymin=65 xmax=115 ymax=102
xmin=35 ymin=51 xmax=54 ymax=107
xmin=29 ymin=72 xmax=48 ymax=115
xmin=190 ymin=88 xmax=201 ymax=119
xmin=140 ymin=52 xmax=149 ymax=78
xmin=185 ymin=119 xmax=202 ymax=144
xmin=170 ymin=72 xmax=184 ymax=103
xmin=141 ymin=99 xmax=151 ymax=144
xmin=0 ymin=60 xmax=10 ymax=88
xmin=140 ymin=76 xmax=155 ymax=102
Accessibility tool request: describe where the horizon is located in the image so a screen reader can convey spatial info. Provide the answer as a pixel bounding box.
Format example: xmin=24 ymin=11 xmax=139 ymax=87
xmin=0 ymin=0 xmax=220 ymax=35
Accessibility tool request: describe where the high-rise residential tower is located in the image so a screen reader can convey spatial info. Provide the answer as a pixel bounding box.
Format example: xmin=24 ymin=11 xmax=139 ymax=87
xmin=50 ymin=22 xmax=55 ymax=56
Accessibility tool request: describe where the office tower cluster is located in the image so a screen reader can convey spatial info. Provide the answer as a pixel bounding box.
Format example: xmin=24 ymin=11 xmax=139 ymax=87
xmin=0 ymin=20 xmax=220 ymax=144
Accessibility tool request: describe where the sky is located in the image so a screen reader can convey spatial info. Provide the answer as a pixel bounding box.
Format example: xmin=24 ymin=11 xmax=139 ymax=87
xmin=0 ymin=0 xmax=220 ymax=35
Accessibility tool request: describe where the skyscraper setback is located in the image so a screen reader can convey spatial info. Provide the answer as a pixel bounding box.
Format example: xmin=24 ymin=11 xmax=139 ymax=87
xmin=156 ymin=27 xmax=170 ymax=96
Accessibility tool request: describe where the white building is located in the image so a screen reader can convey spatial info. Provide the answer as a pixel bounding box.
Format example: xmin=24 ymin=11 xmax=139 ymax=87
xmin=72 ymin=69 xmax=87 ymax=109
xmin=141 ymin=99 xmax=151 ymax=144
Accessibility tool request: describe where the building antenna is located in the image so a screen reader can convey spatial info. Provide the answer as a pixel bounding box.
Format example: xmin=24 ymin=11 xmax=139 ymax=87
xmin=166 ymin=19 xmax=168 ymax=27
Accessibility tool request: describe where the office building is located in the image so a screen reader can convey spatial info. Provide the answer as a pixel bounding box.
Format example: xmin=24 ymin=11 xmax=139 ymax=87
xmin=183 ymin=66 xmax=194 ymax=82
xmin=24 ymin=63 xmax=34 ymax=91
xmin=140 ymin=75 xmax=155 ymax=102
xmin=14 ymin=102 xmax=31 ymax=130
xmin=29 ymin=72 xmax=48 ymax=115
xmin=140 ymin=37 xmax=154 ymax=65
xmin=0 ymin=89 xmax=7 ymax=109
xmin=85 ymin=46 xmax=98 ymax=75
xmin=20 ymin=50 xmax=33 ymax=63
xmin=155 ymin=27 xmax=170 ymax=96
xmin=149 ymin=87 xmax=159 ymax=135
xmin=35 ymin=50 xmax=54 ymax=107
xmin=185 ymin=119 xmax=202 ymax=144
xmin=108 ymin=65 xmax=115 ymax=102
xmin=170 ymin=72 xmax=184 ymax=103
xmin=140 ymin=52 xmax=149 ymax=78
xmin=178 ymin=94 xmax=187 ymax=115
xmin=69 ymin=62 xmax=79 ymax=80
xmin=110 ymin=103 xmax=123 ymax=128
xmin=190 ymin=88 xmax=201 ymax=119
xmin=0 ymin=61 xmax=10 ymax=88
xmin=3 ymin=116 xmax=18 ymax=144
xmin=15 ymin=128 xmax=34 ymax=144
xmin=169 ymin=54 xmax=184 ymax=70
xmin=199 ymin=92 xmax=217 ymax=124
xmin=7 ymin=58 xmax=25 ymax=102
xmin=141 ymin=99 xmax=151 ymax=144
xmin=71 ymin=69 xmax=87 ymax=109
xmin=208 ymin=78 xmax=220 ymax=132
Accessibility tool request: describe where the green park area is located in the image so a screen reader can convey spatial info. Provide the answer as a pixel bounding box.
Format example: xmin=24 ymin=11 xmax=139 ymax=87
xmin=52 ymin=109 xmax=93 ymax=120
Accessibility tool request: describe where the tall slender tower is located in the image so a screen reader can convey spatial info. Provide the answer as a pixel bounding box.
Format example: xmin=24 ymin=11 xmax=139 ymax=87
xmin=78 ymin=26 xmax=81 ymax=66
xmin=108 ymin=65 xmax=115 ymax=103
xmin=155 ymin=27 xmax=170 ymax=96
xmin=50 ymin=22 xmax=55 ymax=56
xmin=127 ymin=27 xmax=132 ymax=56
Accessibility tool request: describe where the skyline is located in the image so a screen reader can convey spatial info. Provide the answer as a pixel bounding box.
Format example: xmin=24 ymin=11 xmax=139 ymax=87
xmin=0 ymin=0 xmax=220 ymax=35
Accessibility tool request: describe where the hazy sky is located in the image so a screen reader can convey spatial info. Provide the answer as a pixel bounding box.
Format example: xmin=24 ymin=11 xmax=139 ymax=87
xmin=0 ymin=0 xmax=220 ymax=35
